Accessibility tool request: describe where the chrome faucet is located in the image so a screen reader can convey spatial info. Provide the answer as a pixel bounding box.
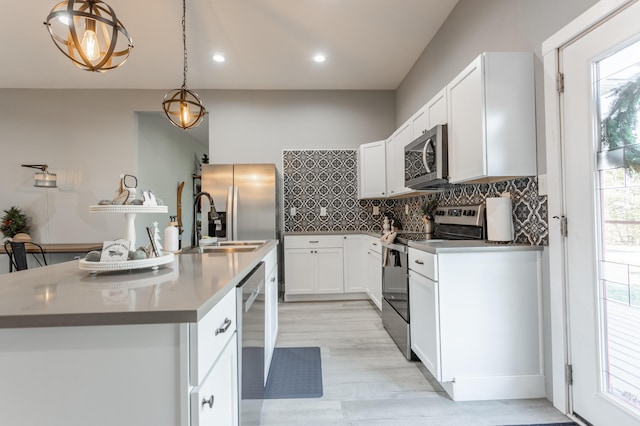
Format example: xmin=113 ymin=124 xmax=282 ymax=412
xmin=193 ymin=191 xmax=219 ymax=247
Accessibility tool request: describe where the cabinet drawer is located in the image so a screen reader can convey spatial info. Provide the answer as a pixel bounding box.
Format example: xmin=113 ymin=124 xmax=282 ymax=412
xmin=191 ymin=335 xmax=238 ymax=426
xmin=368 ymin=237 xmax=382 ymax=254
xmin=285 ymin=235 xmax=343 ymax=249
xmin=190 ymin=288 xmax=237 ymax=385
xmin=409 ymin=248 xmax=438 ymax=280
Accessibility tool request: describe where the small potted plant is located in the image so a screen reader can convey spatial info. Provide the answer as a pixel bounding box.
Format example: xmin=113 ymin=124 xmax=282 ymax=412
xmin=1 ymin=206 xmax=30 ymax=240
xmin=420 ymin=197 xmax=439 ymax=234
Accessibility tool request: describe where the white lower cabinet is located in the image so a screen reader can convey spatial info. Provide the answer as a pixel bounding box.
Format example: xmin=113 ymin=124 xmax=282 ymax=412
xmin=284 ymin=234 xmax=382 ymax=308
xmin=409 ymin=271 xmax=440 ymax=380
xmin=265 ymin=249 xmax=279 ymax=381
xmin=408 ymin=247 xmax=545 ymax=401
xmin=366 ymin=237 xmax=382 ymax=310
xmin=342 ymin=235 xmax=368 ymax=292
xmin=284 ymin=236 xmax=344 ymax=298
xmin=191 ymin=334 xmax=238 ymax=426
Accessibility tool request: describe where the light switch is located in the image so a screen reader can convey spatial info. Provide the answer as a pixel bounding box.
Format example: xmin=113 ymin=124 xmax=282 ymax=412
xmin=320 ymin=207 xmax=327 ymax=216
xmin=405 ymin=205 xmax=409 ymax=214
xmin=373 ymin=206 xmax=380 ymax=215
xmin=290 ymin=207 xmax=296 ymax=216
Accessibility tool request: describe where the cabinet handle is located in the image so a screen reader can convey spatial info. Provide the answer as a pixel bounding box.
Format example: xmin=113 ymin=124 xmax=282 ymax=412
xmin=215 ymin=318 xmax=232 ymax=336
xmin=202 ymin=395 xmax=214 ymax=409
xmin=414 ymin=260 xmax=424 ymax=265
xmin=271 ymin=276 xmax=276 ymax=282
xmin=309 ymin=240 xmax=319 ymax=243
xmin=372 ymin=243 xmax=377 ymax=246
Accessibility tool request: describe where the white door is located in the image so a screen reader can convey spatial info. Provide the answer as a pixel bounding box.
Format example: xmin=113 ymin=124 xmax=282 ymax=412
xmin=561 ymin=1 xmax=640 ymax=424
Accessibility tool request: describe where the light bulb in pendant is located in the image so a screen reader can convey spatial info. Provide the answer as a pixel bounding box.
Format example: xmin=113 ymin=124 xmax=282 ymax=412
xmin=80 ymin=19 xmax=100 ymax=61
xmin=181 ymin=102 xmax=190 ymax=126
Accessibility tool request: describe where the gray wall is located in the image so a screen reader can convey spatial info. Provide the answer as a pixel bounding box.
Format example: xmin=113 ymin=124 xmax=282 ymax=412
xmin=136 ymin=112 xmax=208 ymax=250
xmin=0 ymin=88 xmax=395 ymax=268
xmin=203 ymin=90 xmax=396 ymax=165
xmin=396 ymin=0 xmax=598 ymax=174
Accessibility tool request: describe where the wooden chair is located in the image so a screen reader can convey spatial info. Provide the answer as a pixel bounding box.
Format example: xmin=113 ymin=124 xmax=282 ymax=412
xmin=4 ymin=241 xmax=47 ymax=272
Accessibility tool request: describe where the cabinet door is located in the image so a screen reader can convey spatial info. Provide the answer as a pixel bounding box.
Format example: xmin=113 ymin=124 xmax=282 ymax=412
xmin=411 ymin=106 xmax=429 ymax=139
xmin=447 ymin=55 xmax=485 ymax=183
xmin=409 ymin=272 xmax=441 ymax=381
xmin=316 ymin=248 xmax=344 ymax=293
xmin=358 ymin=140 xmax=387 ymax=199
xmin=366 ymin=250 xmax=382 ymax=310
xmin=191 ymin=334 xmax=238 ymax=426
xmin=284 ymin=249 xmax=316 ymax=294
xmin=343 ymin=235 xmax=368 ymax=292
xmin=265 ymin=266 xmax=278 ymax=383
xmin=427 ymin=87 xmax=448 ymax=128
xmin=386 ymin=122 xmax=412 ymax=196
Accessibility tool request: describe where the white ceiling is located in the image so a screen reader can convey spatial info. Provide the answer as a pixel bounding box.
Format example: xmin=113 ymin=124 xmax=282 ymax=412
xmin=2 ymin=0 xmax=458 ymax=90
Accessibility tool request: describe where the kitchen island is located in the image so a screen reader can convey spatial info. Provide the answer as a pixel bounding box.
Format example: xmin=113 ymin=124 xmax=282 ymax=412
xmin=0 ymin=240 xmax=278 ymax=426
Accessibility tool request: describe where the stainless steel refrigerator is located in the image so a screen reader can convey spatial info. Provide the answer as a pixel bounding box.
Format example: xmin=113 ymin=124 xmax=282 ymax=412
xmin=200 ymin=163 xmax=277 ymax=241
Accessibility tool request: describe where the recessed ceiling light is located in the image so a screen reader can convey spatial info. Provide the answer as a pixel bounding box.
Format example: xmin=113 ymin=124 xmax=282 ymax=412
xmin=213 ymin=54 xmax=226 ymax=63
xmin=313 ymin=54 xmax=326 ymax=63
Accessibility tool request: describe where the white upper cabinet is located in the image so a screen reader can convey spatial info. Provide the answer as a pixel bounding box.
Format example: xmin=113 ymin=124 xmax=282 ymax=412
xmin=357 ymin=140 xmax=387 ymax=199
xmin=411 ymin=107 xmax=429 ymax=139
xmin=447 ymin=52 xmax=536 ymax=183
xmin=412 ymin=87 xmax=448 ymax=140
xmin=426 ymin=87 xmax=448 ymax=129
xmin=386 ymin=121 xmax=412 ymax=197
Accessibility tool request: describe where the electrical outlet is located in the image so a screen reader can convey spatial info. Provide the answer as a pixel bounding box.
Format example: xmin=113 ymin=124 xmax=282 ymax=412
xmin=320 ymin=206 xmax=327 ymax=216
xmin=373 ymin=206 xmax=380 ymax=216
xmin=290 ymin=207 xmax=296 ymax=216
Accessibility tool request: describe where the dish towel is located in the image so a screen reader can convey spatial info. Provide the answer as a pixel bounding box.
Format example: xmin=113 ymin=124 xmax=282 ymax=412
xmin=380 ymin=232 xmax=397 ymax=267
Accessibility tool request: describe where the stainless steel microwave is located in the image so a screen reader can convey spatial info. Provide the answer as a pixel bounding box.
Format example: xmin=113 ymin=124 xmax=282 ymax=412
xmin=404 ymin=124 xmax=449 ymax=189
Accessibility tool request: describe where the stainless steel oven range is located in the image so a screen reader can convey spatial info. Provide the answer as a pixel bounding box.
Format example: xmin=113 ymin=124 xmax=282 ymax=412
xmin=381 ymin=204 xmax=486 ymax=360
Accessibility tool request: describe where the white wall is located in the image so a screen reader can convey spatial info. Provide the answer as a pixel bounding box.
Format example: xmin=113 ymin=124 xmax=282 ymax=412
xmin=0 ymin=88 xmax=395 ymax=270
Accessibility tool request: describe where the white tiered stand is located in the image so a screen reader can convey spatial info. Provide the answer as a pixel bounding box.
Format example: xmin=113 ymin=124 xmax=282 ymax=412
xmin=79 ymin=205 xmax=174 ymax=273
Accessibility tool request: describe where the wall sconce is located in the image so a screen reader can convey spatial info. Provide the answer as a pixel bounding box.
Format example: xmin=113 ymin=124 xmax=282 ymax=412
xmin=21 ymin=164 xmax=58 ymax=188
xmin=43 ymin=0 xmax=133 ymax=72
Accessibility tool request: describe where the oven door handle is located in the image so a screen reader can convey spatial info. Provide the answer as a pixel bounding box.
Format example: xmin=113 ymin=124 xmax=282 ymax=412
xmin=381 ymin=242 xmax=407 ymax=253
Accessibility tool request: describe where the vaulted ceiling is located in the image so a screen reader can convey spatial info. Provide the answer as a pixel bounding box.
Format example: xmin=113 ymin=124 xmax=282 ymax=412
xmin=2 ymin=0 xmax=458 ymax=90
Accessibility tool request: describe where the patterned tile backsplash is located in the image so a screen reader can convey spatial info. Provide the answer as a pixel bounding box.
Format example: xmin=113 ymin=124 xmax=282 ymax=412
xmin=283 ymin=149 xmax=548 ymax=245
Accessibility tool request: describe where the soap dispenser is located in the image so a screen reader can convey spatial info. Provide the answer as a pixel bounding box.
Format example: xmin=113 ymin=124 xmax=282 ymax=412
xmin=164 ymin=216 xmax=179 ymax=253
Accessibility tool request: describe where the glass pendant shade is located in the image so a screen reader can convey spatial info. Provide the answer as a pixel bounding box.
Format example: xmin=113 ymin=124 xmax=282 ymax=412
xmin=162 ymin=88 xmax=206 ymax=129
xmin=44 ymin=0 xmax=133 ymax=72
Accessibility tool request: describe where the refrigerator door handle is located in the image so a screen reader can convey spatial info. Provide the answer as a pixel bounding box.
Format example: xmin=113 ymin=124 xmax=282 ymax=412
xmin=232 ymin=185 xmax=239 ymax=240
xmin=226 ymin=185 xmax=234 ymax=241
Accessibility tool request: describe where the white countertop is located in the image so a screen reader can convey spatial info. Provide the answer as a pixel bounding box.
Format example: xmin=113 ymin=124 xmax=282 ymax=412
xmin=0 ymin=240 xmax=278 ymax=328
xmin=407 ymin=239 xmax=543 ymax=254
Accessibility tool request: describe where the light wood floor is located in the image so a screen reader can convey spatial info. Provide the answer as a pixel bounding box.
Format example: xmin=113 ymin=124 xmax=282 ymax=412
xmin=260 ymin=300 xmax=574 ymax=426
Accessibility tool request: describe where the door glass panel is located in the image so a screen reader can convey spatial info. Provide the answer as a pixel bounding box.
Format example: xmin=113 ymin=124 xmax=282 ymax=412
xmin=597 ymin=38 xmax=640 ymax=413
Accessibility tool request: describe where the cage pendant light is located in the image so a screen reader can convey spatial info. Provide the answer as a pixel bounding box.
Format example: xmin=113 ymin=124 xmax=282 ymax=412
xmin=162 ymin=0 xmax=206 ymax=130
xmin=44 ymin=0 xmax=133 ymax=72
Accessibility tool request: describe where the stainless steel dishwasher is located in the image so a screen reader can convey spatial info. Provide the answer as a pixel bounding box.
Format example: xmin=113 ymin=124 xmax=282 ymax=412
xmin=236 ymin=261 xmax=266 ymax=426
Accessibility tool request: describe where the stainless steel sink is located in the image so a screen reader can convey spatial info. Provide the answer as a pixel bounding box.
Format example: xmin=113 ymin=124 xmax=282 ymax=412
xmin=198 ymin=240 xmax=266 ymax=253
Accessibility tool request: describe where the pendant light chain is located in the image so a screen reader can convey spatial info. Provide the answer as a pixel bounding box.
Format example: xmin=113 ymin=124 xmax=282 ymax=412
xmin=161 ymin=0 xmax=206 ymax=129
xmin=181 ymin=0 xmax=187 ymax=90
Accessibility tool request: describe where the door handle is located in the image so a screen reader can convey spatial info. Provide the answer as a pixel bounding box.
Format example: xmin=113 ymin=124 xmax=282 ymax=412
xmin=215 ymin=318 xmax=232 ymax=335
xmin=202 ymin=395 xmax=214 ymax=408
